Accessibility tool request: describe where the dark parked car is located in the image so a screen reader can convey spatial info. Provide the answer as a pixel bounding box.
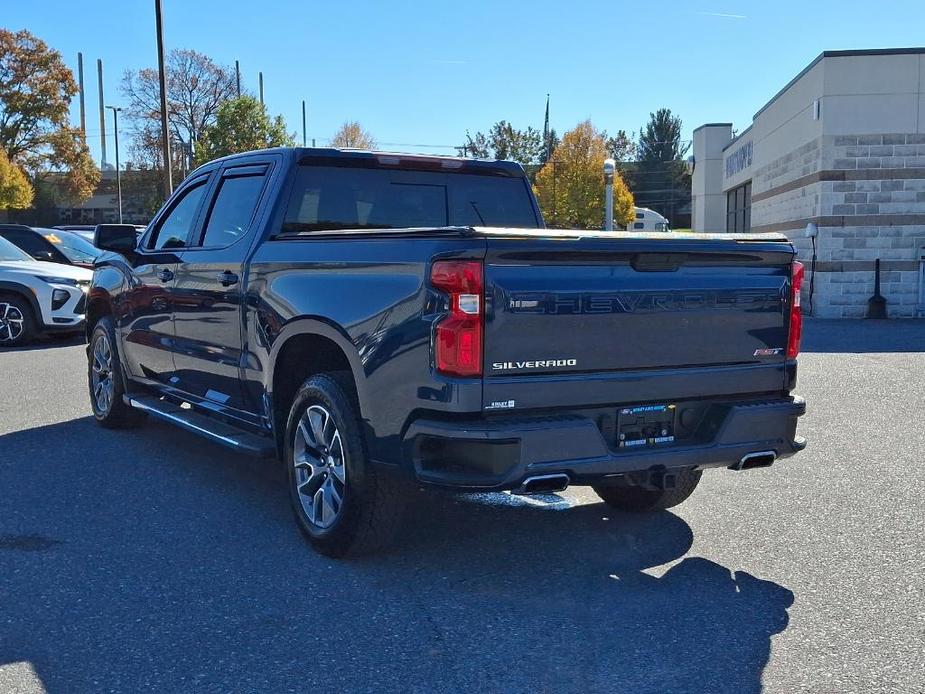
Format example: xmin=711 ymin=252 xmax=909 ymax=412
xmin=54 ymin=224 xmax=145 ymax=244
xmin=0 ymin=225 xmax=101 ymax=268
xmin=86 ymin=147 xmax=806 ymax=557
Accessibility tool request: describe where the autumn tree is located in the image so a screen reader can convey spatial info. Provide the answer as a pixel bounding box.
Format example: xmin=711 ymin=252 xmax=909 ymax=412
xmin=533 ymin=120 xmax=634 ymax=229
xmin=195 ymin=96 xmax=294 ymax=165
xmin=121 ymin=48 xmax=237 ymax=171
xmin=0 ymin=29 xmax=98 ymax=202
xmin=0 ymin=149 xmax=32 ymax=209
xmin=330 ymin=121 xmax=376 ymax=149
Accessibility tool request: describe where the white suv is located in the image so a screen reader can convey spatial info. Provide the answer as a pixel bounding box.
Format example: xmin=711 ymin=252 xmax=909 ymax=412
xmin=0 ymin=235 xmax=92 ymax=347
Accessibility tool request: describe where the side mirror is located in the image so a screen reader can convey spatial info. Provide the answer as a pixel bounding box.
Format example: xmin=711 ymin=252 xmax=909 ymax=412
xmin=94 ymin=224 xmax=138 ymax=254
xmin=34 ymin=250 xmax=55 ymax=261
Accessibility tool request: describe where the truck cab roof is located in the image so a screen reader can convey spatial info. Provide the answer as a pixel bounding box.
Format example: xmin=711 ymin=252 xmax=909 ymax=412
xmin=200 ymin=147 xmax=526 ymax=178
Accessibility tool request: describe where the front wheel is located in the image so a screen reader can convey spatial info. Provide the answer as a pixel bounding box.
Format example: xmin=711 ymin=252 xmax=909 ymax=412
xmin=285 ymin=373 xmax=406 ymax=557
xmin=88 ymin=318 xmax=145 ymax=428
xmin=0 ymin=294 xmax=35 ymax=347
xmin=592 ymin=469 xmax=702 ymax=512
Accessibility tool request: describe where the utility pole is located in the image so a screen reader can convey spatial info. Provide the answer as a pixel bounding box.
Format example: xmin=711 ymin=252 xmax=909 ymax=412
xmin=302 ymin=100 xmax=307 ymax=146
xmin=106 ymin=106 xmax=123 ymax=223
xmin=258 ymin=72 xmax=264 ymax=105
xmin=235 ymin=60 xmax=241 ymax=97
xmin=604 ymin=159 xmax=615 ymax=231
xmin=97 ymin=59 xmax=107 ymax=167
xmin=77 ymin=53 xmax=86 ymax=135
xmin=155 ymin=0 xmax=173 ymax=194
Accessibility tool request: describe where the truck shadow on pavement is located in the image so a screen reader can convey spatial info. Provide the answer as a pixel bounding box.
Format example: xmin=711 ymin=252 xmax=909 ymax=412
xmin=0 ymin=416 xmax=794 ymax=693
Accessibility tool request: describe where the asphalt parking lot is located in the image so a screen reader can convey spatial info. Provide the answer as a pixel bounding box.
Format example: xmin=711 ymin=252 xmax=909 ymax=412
xmin=1 ymin=319 xmax=923 ymax=693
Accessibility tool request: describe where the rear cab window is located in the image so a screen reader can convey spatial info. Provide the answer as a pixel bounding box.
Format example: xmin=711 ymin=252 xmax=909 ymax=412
xmin=282 ymin=165 xmax=540 ymax=233
xmin=197 ymin=165 xmax=269 ymax=248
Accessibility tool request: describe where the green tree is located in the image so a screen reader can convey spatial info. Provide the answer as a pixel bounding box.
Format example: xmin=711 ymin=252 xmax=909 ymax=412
xmin=195 ymin=96 xmax=294 ymax=165
xmin=533 ymin=120 xmax=634 ymax=229
xmin=330 ymin=121 xmax=376 ymax=148
xmin=607 ymin=129 xmax=637 ymax=165
xmin=0 ymin=29 xmax=98 ymax=202
xmin=631 ymin=109 xmax=691 ymax=227
xmin=637 ymin=108 xmax=689 ymax=163
xmin=0 ymin=149 xmax=32 ymax=209
xmin=540 ymin=127 xmax=559 ymax=165
xmin=463 ymin=121 xmax=544 ymax=165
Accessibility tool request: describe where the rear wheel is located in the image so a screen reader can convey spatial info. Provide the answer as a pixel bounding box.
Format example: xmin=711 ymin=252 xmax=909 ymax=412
xmin=0 ymin=294 xmax=35 ymax=347
xmin=88 ymin=318 xmax=145 ymax=428
xmin=285 ymin=373 xmax=406 ymax=557
xmin=593 ymin=469 xmax=702 ymax=512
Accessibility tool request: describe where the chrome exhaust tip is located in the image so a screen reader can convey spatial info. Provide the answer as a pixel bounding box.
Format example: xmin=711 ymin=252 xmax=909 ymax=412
xmin=513 ymin=473 xmax=570 ymax=495
xmin=731 ymin=450 xmax=777 ymax=471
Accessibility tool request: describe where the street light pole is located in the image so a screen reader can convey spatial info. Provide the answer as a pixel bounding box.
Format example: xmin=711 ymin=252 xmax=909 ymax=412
xmin=603 ymin=158 xmax=615 ymax=231
xmin=107 ymin=106 xmax=123 ymax=223
xmin=155 ymin=0 xmax=173 ymax=195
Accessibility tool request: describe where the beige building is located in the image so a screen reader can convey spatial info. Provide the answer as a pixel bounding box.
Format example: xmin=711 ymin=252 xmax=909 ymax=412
xmin=692 ymin=48 xmax=925 ymax=318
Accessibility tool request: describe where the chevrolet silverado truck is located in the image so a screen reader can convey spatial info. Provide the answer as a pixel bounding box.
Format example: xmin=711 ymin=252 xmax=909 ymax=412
xmin=87 ymin=147 xmax=807 ymax=557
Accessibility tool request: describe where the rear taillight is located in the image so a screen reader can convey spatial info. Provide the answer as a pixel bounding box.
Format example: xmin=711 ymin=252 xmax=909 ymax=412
xmin=430 ymin=260 xmax=483 ymax=377
xmin=786 ymin=261 xmax=805 ymax=359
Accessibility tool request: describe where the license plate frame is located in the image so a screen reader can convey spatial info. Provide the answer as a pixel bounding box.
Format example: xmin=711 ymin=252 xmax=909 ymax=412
xmin=617 ymin=404 xmax=676 ymax=448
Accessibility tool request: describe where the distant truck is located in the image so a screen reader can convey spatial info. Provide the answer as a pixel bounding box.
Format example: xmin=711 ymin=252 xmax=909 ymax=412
xmin=621 ymin=207 xmax=671 ymax=232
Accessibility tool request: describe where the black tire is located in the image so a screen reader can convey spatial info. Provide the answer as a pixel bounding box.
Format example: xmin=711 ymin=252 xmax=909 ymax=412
xmin=593 ymin=468 xmax=702 ymax=512
xmin=284 ymin=373 xmax=406 ymax=557
xmin=0 ymin=293 xmax=35 ymax=348
xmin=87 ymin=317 xmax=146 ymax=428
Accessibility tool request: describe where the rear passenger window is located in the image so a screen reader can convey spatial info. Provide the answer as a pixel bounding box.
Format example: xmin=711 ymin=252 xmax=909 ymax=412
xmin=199 ymin=171 xmax=267 ymax=247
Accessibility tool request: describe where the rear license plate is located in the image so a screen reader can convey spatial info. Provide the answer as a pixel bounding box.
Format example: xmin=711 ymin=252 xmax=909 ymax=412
xmin=617 ymin=404 xmax=676 ymax=448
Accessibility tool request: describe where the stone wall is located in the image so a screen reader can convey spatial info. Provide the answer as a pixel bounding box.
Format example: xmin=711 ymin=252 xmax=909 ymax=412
xmin=748 ymin=134 xmax=924 ymax=319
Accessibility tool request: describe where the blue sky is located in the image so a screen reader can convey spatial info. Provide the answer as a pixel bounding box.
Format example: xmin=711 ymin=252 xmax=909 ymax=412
xmin=5 ymin=0 xmax=925 ymax=164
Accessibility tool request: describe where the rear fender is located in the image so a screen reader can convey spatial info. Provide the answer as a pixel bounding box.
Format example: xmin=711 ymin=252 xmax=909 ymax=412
xmin=266 ymin=317 xmax=369 ymax=418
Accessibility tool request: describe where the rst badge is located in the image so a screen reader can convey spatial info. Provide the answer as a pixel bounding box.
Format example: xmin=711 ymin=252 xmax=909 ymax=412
xmin=754 ymin=347 xmax=783 ymax=357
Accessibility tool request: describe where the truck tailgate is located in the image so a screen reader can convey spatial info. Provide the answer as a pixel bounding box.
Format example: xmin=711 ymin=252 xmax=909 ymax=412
xmin=482 ymin=233 xmax=795 ymax=409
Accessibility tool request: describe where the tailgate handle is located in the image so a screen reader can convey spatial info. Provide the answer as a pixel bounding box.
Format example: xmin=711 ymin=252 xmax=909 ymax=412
xmin=631 ymin=253 xmax=686 ymax=272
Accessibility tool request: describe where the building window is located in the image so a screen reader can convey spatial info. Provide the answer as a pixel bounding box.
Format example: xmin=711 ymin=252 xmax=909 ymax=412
xmin=726 ymin=181 xmax=751 ymax=232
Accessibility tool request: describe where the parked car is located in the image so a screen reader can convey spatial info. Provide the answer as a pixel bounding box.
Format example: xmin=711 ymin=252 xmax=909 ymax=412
xmin=86 ymin=147 xmax=806 ymax=557
xmin=0 ymin=235 xmax=91 ymax=346
xmin=54 ymin=224 xmax=145 ymax=244
xmin=0 ymin=224 xmax=101 ymax=268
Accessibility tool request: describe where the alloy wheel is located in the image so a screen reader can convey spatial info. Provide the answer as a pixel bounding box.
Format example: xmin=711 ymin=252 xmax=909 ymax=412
xmin=0 ymin=303 xmax=25 ymax=343
xmin=91 ymin=333 xmax=115 ymax=414
xmin=293 ymin=404 xmax=347 ymax=528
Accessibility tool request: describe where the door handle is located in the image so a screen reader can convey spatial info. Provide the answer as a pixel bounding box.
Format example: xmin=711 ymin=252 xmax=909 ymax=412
xmin=217 ymin=271 xmax=239 ymax=287
xmin=157 ymin=268 xmax=174 ymax=282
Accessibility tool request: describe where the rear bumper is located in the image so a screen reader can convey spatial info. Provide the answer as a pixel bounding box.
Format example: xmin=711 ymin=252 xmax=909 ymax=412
xmin=403 ymin=396 xmax=806 ymax=491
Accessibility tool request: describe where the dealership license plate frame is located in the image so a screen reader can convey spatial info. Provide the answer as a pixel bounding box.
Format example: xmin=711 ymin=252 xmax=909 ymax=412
xmin=617 ymin=404 xmax=677 ymax=448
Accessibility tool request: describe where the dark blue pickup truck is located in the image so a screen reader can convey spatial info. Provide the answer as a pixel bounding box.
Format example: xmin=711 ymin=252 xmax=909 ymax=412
xmin=87 ymin=147 xmax=806 ymax=556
